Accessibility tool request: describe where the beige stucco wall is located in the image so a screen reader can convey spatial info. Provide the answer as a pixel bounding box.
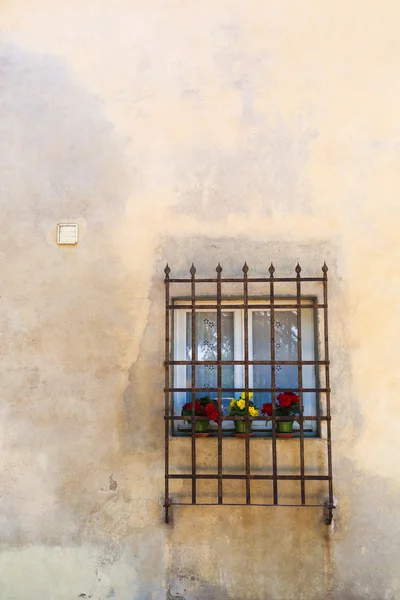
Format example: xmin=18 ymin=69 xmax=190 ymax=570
xmin=0 ymin=1 xmax=399 ymax=598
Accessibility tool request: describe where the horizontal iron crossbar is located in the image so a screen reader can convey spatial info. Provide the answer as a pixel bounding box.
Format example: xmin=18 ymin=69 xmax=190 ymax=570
xmin=167 ymin=277 xmax=325 ymax=283
xmin=167 ymin=417 xmax=330 ymax=423
xmin=167 ymin=474 xmax=330 ymax=480
xmin=167 ymin=502 xmax=329 ymax=508
xmin=164 ymin=262 xmax=334 ymax=525
xmin=166 ymin=387 xmax=328 ymax=393
xmin=166 ymin=360 xmax=329 ymax=365
xmin=170 ymin=303 xmax=326 ymax=310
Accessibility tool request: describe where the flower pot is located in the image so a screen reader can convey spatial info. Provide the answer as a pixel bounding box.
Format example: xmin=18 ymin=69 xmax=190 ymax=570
xmin=233 ymin=420 xmax=252 ymax=437
xmin=194 ymin=419 xmax=210 ymax=436
xmin=276 ymin=420 xmax=295 ymax=438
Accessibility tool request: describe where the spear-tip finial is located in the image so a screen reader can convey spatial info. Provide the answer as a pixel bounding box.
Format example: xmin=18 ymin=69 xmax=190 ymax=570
xmin=322 ymin=262 xmax=328 ymax=276
xmin=164 ymin=263 xmax=171 ymax=277
xmin=190 ymin=263 xmax=196 ymax=277
xmin=242 ymin=262 xmax=249 ymax=274
xmin=269 ymin=262 xmax=275 ymax=276
xmin=216 ymin=263 xmax=223 ymax=274
xmin=295 ymin=262 xmax=302 ymax=275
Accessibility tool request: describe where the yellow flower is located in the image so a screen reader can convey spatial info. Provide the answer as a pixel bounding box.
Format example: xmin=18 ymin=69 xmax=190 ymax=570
xmin=240 ymin=391 xmax=253 ymax=400
xmin=237 ymin=399 xmax=246 ymax=410
xmin=229 ymin=399 xmax=237 ymax=409
xmin=249 ymin=406 xmax=259 ymax=417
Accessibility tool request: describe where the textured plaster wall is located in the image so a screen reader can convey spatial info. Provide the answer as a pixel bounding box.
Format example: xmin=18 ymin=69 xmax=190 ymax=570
xmin=0 ymin=1 xmax=399 ymax=599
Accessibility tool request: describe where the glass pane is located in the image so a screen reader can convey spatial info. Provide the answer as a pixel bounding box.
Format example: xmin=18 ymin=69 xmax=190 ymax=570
xmin=252 ymin=308 xmax=317 ymax=432
xmin=186 ymin=312 xmax=234 ymax=396
xmin=274 ymin=310 xmax=299 ymax=390
xmin=252 ymin=311 xmax=271 ymax=410
xmin=252 ymin=311 xmax=271 ymax=360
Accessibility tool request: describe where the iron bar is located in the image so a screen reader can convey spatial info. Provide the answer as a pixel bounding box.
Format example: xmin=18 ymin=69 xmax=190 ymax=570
xmin=167 ymin=474 xmax=330 ymax=481
xmin=296 ymin=263 xmax=306 ymax=505
xmin=164 ymin=264 xmax=171 ymax=524
xmin=243 ymin=263 xmax=251 ymax=504
xmin=168 ymin=502 xmax=328 ymax=507
xmin=216 ymin=263 xmax=223 ymax=504
xmin=165 ymin=415 xmax=330 ymax=421
xmin=190 ymin=264 xmax=197 ymax=504
xmin=169 ymin=303 xmax=327 ymax=310
xmin=269 ymin=263 xmax=278 ymax=505
xmin=166 ymin=387 xmax=328 ymax=393
xmin=166 ymin=360 xmax=329 ymax=366
xmin=168 ymin=277 xmax=325 ymax=283
xmin=323 ymin=262 xmax=334 ymax=525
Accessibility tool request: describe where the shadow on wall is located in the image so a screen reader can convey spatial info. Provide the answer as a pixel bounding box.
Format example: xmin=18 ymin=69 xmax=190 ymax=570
xmin=122 ymin=235 xmax=400 ymax=600
xmin=0 ymin=41 xmax=136 ymax=546
xmin=119 ymin=237 xmax=339 ymax=600
xmin=0 ymin=41 xmax=132 ymax=233
xmin=119 ymin=234 xmax=343 ymax=454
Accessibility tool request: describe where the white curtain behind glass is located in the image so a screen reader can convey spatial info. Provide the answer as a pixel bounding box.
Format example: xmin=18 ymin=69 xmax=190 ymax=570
xmin=186 ymin=312 xmax=234 ymax=407
xmin=251 ymin=310 xmax=316 ymax=429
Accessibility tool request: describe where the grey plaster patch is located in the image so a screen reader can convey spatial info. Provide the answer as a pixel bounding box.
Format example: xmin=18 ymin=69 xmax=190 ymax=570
xmin=120 ymin=233 xmax=347 ymax=454
xmin=156 ymin=235 xmax=337 ymax=277
xmin=0 ymin=42 xmax=135 ymax=546
xmin=120 ymin=321 xmax=164 ymax=452
xmin=173 ymin=121 xmax=317 ymax=220
xmin=123 ymin=527 xmax=166 ymax=599
xmin=167 ymin=574 xmax=232 ymax=600
xmin=0 ymin=44 xmax=133 ymax=229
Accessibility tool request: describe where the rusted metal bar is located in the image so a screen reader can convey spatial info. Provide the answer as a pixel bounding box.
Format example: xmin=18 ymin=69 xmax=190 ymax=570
xmin=190 ymin=264 xmax=197 ymax=505
xmin=167 ymin=474 xmax=330 ymax=481
xmin=169 ymin=303 xmax=327 ymax=310
xmin=269 ymin=263 xmax=278 ymax=505
xmin=323 ymin=262 xmax=335 ymax=525
xmin=168 ymin=277 xmax=325 ymax=283
xmin=164 ymin=264 xmax=171 ymax=524
xmin=166 ymin=414 xmax=331 ymax=421
xmin=296 ymin=263 xmax=306 ymax=505
xmin=169 ymin=502 xmax=328 ymax=507
xmin=243 ymin=263 xmax=251 ymax=504
xmin=216 ymin=263 xmax=223 ymax=504
xmin=166 ymin=360 xmax=329 ymax=366
xmin=166 ymin=387 xmax=328 ymax=393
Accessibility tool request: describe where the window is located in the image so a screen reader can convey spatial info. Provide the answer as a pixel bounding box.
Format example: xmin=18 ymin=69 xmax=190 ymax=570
xmin=163 ymin=263 xmax=334 ymax=525
xmin=172 ymin=299 xmax=319 ymax=436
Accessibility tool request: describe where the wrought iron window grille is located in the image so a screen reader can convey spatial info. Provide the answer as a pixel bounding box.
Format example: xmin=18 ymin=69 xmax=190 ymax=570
xmin=164 ymin=263 xmax=335 ymax=525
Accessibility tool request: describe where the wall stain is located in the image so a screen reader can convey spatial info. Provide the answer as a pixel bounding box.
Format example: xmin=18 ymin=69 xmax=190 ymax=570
xmin=0 ymin=40 xmax=136 ymax=548
xmin=109 ymin=475 xmax=118 ymax=491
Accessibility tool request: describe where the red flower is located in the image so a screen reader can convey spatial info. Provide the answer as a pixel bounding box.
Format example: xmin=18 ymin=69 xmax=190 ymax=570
xmin=277 ymin=394 xmax=292 ymax=408
xmin=205 ymin=403 xmax=219 ymax=421
xmin=287 ymin=392 xmax=299 ymax=405
xmin=195 ymin=401 xmax=204 ymax=415
xmin=277 ymin=392 xmax=299 ymax=408
xmin=261 ymin=402 xmax=273 ymax=416
xmin=182 ymin=401 xmax=205 ymax=415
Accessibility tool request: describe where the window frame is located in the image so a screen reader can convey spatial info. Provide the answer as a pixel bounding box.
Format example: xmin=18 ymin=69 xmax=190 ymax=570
xmin=172 ymin=297 xmax=320 ymax=437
